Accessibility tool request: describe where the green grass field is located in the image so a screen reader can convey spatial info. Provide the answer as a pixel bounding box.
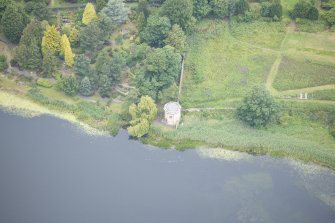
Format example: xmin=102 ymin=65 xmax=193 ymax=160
xmin=181 ymin=20 xmax=277 ymax=108
xmin=230 ymin=21 xmax=287 ymax=50
xmin=273 ymin=56 xmax=335 ymax=91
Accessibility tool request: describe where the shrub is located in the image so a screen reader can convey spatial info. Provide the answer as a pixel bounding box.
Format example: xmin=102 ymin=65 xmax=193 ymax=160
xmin=61 ymin=75 xmax=79 ymax=96
xmin=0 ymin=54 xmax=8 ymax=71
xmin=237 ymin=86 xmax=279 ymax=128
xmin=36 ymin=78 xmax=53 ymax=88
xmin=289 ymin=0 xmax=319 ymax=20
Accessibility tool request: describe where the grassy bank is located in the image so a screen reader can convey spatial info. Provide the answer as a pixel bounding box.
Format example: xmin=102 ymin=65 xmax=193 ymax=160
xmin=0 ymin=75 xmax=124 ymax=136
xmin=145 ymin=109 xmax=335 ymax=170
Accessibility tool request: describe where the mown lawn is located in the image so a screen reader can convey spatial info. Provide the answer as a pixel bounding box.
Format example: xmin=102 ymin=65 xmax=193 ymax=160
xmin=313 ymin=89 xmax=335 ymax=101
xmin=181 ymin=20 xmax=277 ymax=108
xmin=273 ymin=56 xmax=335 ymax=91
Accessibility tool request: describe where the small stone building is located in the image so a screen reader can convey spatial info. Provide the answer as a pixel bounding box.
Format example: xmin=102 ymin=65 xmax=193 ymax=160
xmin=164 ymin=102 xmax=181 ymax=127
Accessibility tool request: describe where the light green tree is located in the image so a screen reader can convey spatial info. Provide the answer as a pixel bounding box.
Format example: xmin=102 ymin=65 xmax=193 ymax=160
xmin=41 ymin=25 xmax=61 ymax=55
xmin=128 ymin=95 xmax=157 ymax=138
xmin=164 ymin=24 xmax=187 ymax=53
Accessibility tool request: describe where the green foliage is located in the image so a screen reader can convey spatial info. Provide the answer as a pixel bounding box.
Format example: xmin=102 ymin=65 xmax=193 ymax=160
xmin=228 ymin=0 xmax=249 ymax=16
xmin=136 ymin=46 xmax=182 ymax=100
xmin=321 ymin=8 xmax=335 ymax=26
xmin=140 ymin=15 xmax=171 ymax=47
xmin=69 ymin=26 xmax=79 ymax=46
xmin=157 ymin=82 xmax=179 ymax=104
xmin=80 ymin=76 xmax=93 ymax=96
xmin=61 ymin=34 xmax=74 ymax=67
xmin=193 ymin=0 xmax=211 ymax=19
xmin=295 ymin=18 xmax=325 ymax=32
xmin=42 ymin=25 xmax=61 ymax=55
xmin=289 ymin=0 xmax=319 ymax=20
xmin=95 ymin=50 xmax=124 ymax=83
xmin=0 ymin=0 xmax=11 ymax=20
xmin=98 ymin=74 xmax=111 ymax=97
xmin=96 ymin=0 xmax=108 ymax=12
xmin=260 ymin=0 xmax=283 ymax=18
xmin=0 ymin=54 xmax=8 ymax=71
xmin=25 ymin=1 xmax=50 ymax=21
xmin=79 ymin=21 xmax=105 ymax=51
xmin=210 ymin=0 xmax=229 ymax=18
xmin=237 ymin=86 xmax=279 ymax=128
xmin=330 ymin=123 xmax=335 ymax=138
xmin=1 ymin=3 xmax=28 ymax=43
xmin=42 ymin=50 xmax=59 ymax=77
xmin=36 ymin=78 xmax=53 ymax=88
xmin=100 ymin=0 xmax=129 ymax=26
xmin=82 ymin=2 xmax=97 ymax=25
xmin=161 ymin=0 xmax=196 ymax=32
xmin=15 ymin=20 xmax=43 ymax=70
xmin=74 ymin=54 xmax=90 ymax=76
xmin=61 ymin=75 xmax=79 ymax=96
xmin=313 ymin=89 xmax=335 ymax=101
xmin=128 ymin=95 xmax=157 ymax=138
xmin=164 ymin=24 xmax=187 ymax=53
xmin=273 ymin=57 xmax=335 ymax=91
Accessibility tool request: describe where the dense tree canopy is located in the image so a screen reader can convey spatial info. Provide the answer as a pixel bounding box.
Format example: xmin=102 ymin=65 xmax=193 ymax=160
xmin=237 ymin=86 xmax=279 ymax=128
xmin=136 ymin=46 xmax=181 ymax=100
xmin=140 ymin=15 xmax=171 ymax=47
xmin=289 ymin=0 xmax=319 ymax=20
xmin=161 ymin=0 xmax=196 ymax=32
xmin=164 ymin=24 xmax=187 ymax=54
xmin=193 ymin=0 xmax=211 ymax=19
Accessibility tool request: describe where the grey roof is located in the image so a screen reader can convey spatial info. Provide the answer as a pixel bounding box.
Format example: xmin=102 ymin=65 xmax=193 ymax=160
xmin=164 ymin=102 xmax=181 ymax=113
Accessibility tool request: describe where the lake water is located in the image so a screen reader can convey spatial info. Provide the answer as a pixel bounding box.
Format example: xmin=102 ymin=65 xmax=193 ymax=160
xmin=0 ymin=109 xmax=335 ymax=223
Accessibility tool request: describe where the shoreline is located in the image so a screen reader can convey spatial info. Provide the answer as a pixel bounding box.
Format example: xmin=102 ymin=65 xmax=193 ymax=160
xmin=0 ymin=87 xmax=335 ymax=171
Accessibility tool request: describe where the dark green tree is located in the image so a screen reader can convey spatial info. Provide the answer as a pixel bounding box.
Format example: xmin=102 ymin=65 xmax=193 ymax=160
xmin=193 ymin=0 xmax=211 ymax=19
xmin=1 ymin=4 xmax=28 ymax=43
xmin=25 ymin=1 xmax=50 ymax=21
xmin=98 ymin=74 xmax=111 ymax=97
xmin=237 ymin=86 xmax=279 ymax=128
xmin=96 ymin=0 xmax=108 ymax=12
xmin=15 ymin=20 xmax=43 ymax=69
xmin=136 ymin=46 xmax=181 ymax=100
xmin=210 ymin=0 xmax=229 ymax=18
xmin=289 ymin=0 xmax=318 ymax=20
xmin=79 ymin=21 xmax=105 ymax=51
xmin=161 ymin=0 xmax=196 ymax=32
xmin=80 ymin=76 xmax=93 ymax=96
xmin=42 ymin=50 xmax=59 ymax=77
xmin=74 ymin=54 xmax=90 ymax=76
xmin=0 ymin=0 xmax=11 ymax=20
xmin=61 ymin=75 xmax=79 ymax=96
xmin=96 ymin=50 xmax=124 ymax=84
xmin=140 ymin=15 xmax=171 ymax=47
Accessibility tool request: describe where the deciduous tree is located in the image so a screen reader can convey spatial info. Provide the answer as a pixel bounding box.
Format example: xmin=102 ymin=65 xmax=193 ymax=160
xmin=164 ymin=24 xmax=186 ymax=53
xmin=128 ymin=95 xmax=157 ymax=138
xmin=140 ymin=15 xmax=171 ymax=47
xmin=237 ymin=86 xmax=279 ymax=128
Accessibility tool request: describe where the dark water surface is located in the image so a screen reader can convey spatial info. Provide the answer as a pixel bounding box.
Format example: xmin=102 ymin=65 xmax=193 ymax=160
xmin=0 ymin=110 xmax=335 ymax=223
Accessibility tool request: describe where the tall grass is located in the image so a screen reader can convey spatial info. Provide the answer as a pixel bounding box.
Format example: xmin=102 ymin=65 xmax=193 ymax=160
xmin=273 ymin=56 xmax=335 ymax=91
